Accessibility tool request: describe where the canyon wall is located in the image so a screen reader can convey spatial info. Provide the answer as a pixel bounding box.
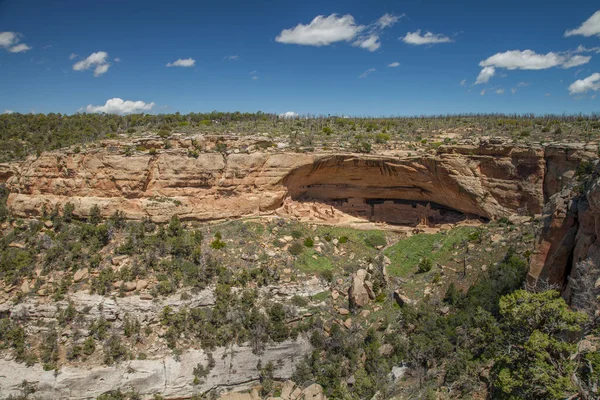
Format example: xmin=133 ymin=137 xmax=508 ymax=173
xmin=7 ymin=140 xmax=583 ymax=225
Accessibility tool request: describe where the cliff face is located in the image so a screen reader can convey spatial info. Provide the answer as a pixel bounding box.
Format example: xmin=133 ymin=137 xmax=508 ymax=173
xmin=8 ymin=139 xmax=581 ymax=225
xmin=528 ymin=166 xmax=600 ymax=291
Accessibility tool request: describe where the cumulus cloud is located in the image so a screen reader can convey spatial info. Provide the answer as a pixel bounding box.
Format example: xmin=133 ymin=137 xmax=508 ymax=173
xmin=8 ymin=43 xmax=31 ymax=53
xmin=85 ymin=98 xmax=155 ymax=114
xmin=388 ymin=62 xmax=400 ymax=67
xmin=479 ymin=49 xmax=588 ymax=70
xmin=276 ymin=13 xmax=399 ymax=51
xmin=252 ymin=75 xmax=259 ymax=80
xmin=0 ymin=31 xmax=32 ymax=53
xmin=166 ymin=58 xmax=195 ymax=67
xmin=402 ymin=30 xmax=453 ymax=45
xmin=475 ymin=66 xmax=495 ymax=84
xmin=460 ymin=79 xmax=466 ymax=86
xmin=276 ymin=14 xmax=362 ymax=46
xmin=568 ymin=72 xmax=600 ymax=95
xmin=359 ymin=68 xmax=376 ymax=78
xmin=353 ymin=34 xmax=380 ymax=52
xmin=73 ymin=51 xmax=111 ymax=77
xmin=480 ymin=89 xmax=486 ymax=96
xmin=3 ymin=110 xmax=14 ymax=114
xmin=69 ymin=53 xmax=78 ymax=60
xmin=561 ymin=55 xmax=591 ymax=68
xmin=496 ymin=88 xmax=505 ymax=94
xmin=279 ymin=111 xmax=299 ymax=118
xmin=565 ymin=10 xmax=600 ymax=38
xmin=475 ymin=49 xmax=592 ymax=84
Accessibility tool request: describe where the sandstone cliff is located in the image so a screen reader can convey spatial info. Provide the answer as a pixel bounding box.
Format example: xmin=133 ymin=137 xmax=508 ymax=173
xmin=528 ymin=162 xmax=600 ymax=294
xmin=7 ymin=137 xmax=592 ymax=226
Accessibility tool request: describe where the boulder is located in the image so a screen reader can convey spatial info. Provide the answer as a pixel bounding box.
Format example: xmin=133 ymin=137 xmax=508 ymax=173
xmin=348 ymin=269 xmax=370 ymax=308
xmin=302 ymin=383 xmax=326 ymax=400
xmin=281 ymin=380 xmax=296 ymax=400
xmin=393 ymin=290 xmax=413 ymax=307
xmin=364 ymin=281 xmax=376 ymax=300
xmin=20 ymin=279 xmax=30 ymax=294
xmin=73 ymin=268 xmax=89 ymax=283
xmin=136 ymin=280 xmax=149 ymax=291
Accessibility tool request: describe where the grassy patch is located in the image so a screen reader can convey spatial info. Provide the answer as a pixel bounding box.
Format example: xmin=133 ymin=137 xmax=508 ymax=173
xmin=295 ymin=250 xmax=333 ymax=274
xmin=311 ymin=291 xmax=330 ymax=303
xmin=384 ymin=226 xmax=478 ymax=277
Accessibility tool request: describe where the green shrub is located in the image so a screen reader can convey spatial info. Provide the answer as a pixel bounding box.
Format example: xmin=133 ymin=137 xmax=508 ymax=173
xmin=303 ymin=237 xmax=314 ymax=247
xmin=363 ymin=232 xmax=386 ymax=248
xmin=289 ymin=242 xmax=304 ymax=256
xmin=418 ymin=257 xmax=433 ymax=273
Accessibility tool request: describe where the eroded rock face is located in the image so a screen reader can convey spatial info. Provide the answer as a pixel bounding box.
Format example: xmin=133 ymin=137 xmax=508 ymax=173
xmin=0 ymin=338 xmax=310 ymax=400
xmin=528 ymin=166 xmax=600 ymax=292
xmin=7 ymin=140 xmax=585 ymax=225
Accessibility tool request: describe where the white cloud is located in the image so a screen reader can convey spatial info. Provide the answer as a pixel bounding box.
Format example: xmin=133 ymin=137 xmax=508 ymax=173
xmin=376 ymin=13 xmax=402 ymax=28
xmin=276 ymin=14 xmax=362 ymax=46
xmin=511 ymin=88 xmax=517 ymax=94
xmin=69 ymin=53 xmax=78 ymax=60
xmin=475 ymin=49 xmax=592 ymax=84
xmin=8 ymin=43 xmax=31 ymax=53
xmin=565 ymin=10 xmax=600 ymax=38
xmin=73 ymin=51 xmax=111 ymax=77
xmin=279 ymin=111 xmax=299 ymax=118
xmin=114 ymin=57 xmax=121 ymax=63
xmin=496 ymin=88 xmax=505 ymax=94
xmin=475 ymin=66 xmax=495 ymax=84
xmin=276 ymin=13 xmax=398 ymax=51
xmin=85 ymin=98 xmax=155 ymax=114
xmin=252 ymin=75 xmax=259 ymax=80
xmin=460 ymin=79 xmax=466 ymax=86
xmin=224 ymin=55 xmax=239 ymax=60
xmin=3 ymin=110 xmax=14 ymax=114
xmin=0 ymin=31 xmax=32 ymax=53
xmin=480 ymin=89 xmax=486 ymax=96
xmin=545 ymin=93 xmax=552 ymax=97
xmin=0 ymin=32 xmax=18 ymax=48
xmin=359 ymin=68 xmax=376 ymax=78
xmin=561 ymin=55 xmax=591 ymax=68
xmin=402 ymin=30 xmax=453 ymax=45
xmin=568 ymin=72 xmax=600 ymax=95
xmin=575 ymin=45 xmax=600 ymax=54
xmin=166 ymin=58 xmax=195 ymax=67
xmin=353 ymin=34 xmax=380 ymax=52
xmin=479 ymin=49 xmax=588 ymax=70
xmin=388 ymin=62 xmax=400 ymax=67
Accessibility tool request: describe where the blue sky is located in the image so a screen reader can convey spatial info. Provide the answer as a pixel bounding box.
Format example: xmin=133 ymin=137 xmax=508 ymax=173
xmin=1 ymin=0 xmax=600 ymax=116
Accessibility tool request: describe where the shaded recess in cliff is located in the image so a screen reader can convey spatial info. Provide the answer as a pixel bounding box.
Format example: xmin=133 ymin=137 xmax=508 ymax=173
xmin=282 ymin=155 xmax=495 ymax=225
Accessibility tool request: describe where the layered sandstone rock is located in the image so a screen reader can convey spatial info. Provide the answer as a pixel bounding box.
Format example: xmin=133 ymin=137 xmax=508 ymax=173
xmin=8 ymin=138 xmax=586 ymax=225
xmin=0 ymin=338 xmax=310 ymax=399
xmin=528 ymin=164 xmax=600 ymax=292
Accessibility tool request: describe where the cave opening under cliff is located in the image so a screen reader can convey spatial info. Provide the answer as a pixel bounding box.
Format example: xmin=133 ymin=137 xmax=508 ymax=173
xmin=285 ymin=195 xmax=485 ymax=227
xmin=280 ymin=156 xmax=494 ymax=226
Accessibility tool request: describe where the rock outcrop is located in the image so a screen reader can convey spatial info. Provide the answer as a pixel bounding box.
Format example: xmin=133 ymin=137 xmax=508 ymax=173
xmin=348 ymin=269 xmax=372 ymax=308
xmin=0 ymin=338 xmax=310 ymax=399
xmin=528 ymin=163 xmax=600 ymax=295
xmin=6 ymin=138 xmax=593 ymax=226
